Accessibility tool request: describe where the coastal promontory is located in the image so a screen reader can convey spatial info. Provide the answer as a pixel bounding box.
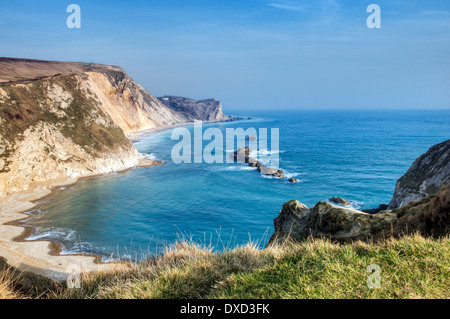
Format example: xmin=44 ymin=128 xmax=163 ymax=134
xmin=0 ymin=58 xmax=228 ymax=197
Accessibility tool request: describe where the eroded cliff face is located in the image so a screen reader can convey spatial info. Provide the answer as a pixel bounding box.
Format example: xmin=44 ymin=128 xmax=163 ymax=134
xmin=388 ymin=140 xmax=450 ymax=209
xmin=0 ymin=58 xmax=230 ymax=197
xmin=0 ymin=75 xmax=141 ymax=196
xmin=82 ymin=69 xmax=187 ymax=134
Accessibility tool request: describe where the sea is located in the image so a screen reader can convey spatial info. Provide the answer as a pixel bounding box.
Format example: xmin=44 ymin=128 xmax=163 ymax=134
xmin=20 ymin=110 xmax=450 ymax=261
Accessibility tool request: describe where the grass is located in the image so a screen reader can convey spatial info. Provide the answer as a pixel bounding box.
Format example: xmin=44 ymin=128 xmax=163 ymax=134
xmin=2 ymin=234 xmax=448 ymax=299
xmin=50 ymin=234 xmax=449 ymax=299
xmin=0 ymin=267 xmax=23 ymax=299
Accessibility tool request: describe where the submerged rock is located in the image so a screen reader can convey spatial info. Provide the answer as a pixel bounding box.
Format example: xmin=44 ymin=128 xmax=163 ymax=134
xmin=329 ymin=197 xmax=350 ymax=206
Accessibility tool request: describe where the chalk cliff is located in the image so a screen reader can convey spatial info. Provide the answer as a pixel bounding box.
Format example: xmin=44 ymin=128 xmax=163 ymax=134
xmin=0 ymin=58 xmax=228 ymax=197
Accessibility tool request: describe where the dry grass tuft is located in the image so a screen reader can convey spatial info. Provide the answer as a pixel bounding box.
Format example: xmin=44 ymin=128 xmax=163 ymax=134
xmin=0 ymin=267 xmax=22 ymax=299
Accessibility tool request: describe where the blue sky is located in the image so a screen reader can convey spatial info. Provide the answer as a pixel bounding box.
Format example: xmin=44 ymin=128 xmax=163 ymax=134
xmin=1 ymin=0 xmax=449 ymax=110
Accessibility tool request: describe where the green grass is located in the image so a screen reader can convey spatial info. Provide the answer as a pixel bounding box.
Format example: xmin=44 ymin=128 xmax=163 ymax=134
xmin=213 ymin=236 xmax=449 ymax=299
xmin=50 ymin=234 xmax=449 ymax=299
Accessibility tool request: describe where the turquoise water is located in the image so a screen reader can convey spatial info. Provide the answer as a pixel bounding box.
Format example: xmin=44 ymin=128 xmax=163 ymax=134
xmin=22 ymin=110 xmax=450 ymax=260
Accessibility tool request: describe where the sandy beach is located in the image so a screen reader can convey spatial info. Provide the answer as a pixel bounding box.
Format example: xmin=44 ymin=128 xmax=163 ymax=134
xmin=0 ymin=119 xmax=235 ymax=281
xmin=0 ymin=158 xmax=162 ymax=281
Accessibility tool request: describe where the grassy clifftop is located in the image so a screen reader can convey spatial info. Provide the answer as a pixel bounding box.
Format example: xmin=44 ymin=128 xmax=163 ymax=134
xmin=1 ymin=234 xmax=448 ymax=299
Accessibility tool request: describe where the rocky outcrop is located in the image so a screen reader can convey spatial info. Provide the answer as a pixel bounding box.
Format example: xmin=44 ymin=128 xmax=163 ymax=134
xmin=388 ymin=139 xmax=450 ymax=209
xmin=269 ymin=200 xmax=397 ymax=244
xmin=269 ymin=139 xmax=450 ymax=245
xmin=391 ymin=184 xmax=450 ymax=238
xmin=269 ymin=184 xmax=450 ymax=245
xmin=158 ymin=96 xmax=229 ymax=122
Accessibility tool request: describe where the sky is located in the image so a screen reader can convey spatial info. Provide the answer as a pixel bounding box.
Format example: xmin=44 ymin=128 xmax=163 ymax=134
xmin=0 ymin=0 xmax=449 ymax=110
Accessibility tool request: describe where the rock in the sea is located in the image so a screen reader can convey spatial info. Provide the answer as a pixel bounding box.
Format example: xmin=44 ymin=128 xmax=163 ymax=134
xmin=258 ymin=166 xmax=284 ymax=178
xmin=329 ymin=197 xmax=350 ymax=206
xmin=388 ymin=139 xmax=450 ymax=209
xmin=230 ymin=146 xmax=251 ymax=163
xmin=230 ymin=147 xmax=284 ymax=178
xmin=288 ymin=177 xmax=297 ymax=183
xmin=248 ymin=157 xmax=261 ymax=168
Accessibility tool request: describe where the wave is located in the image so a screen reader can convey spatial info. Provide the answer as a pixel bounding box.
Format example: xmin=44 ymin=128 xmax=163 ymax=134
xmin=26 ymin=227 xmax=77 ymax=242
xmin=348 ymin=200 xmax=363 ymax=210
xmin=326 ymin=199 xmax=364 ymax=210
xmin=206 ymin=165 xmax=258 ymax=172
xmin=143 ymin=153 xmax=158 ymax=160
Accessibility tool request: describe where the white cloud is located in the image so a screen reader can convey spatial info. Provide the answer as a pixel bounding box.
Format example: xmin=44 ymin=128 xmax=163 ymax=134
xmin=267 ymin=2 xmax=304 ymax=12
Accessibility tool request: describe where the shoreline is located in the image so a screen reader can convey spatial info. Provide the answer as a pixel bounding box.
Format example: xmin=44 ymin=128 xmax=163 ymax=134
xmin=0 ymin=118 xmax=242 ymax=281
xmin=0 ymin=156 xmax=163 ymax=281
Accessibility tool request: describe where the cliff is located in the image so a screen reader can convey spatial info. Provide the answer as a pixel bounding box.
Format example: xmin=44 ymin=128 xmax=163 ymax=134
xmin=388 ymin=139 xmax=450 ymax=209
xmin=0 ymin=58 xmax=189 ymax=134
xmin=0 ymin=72 xmax=143 ymax=196
xmin=269 ymin=139 xmax=450 ymax=245
xmin=158 ymin=96 xmax=229 ymax=122
xmin=0 ymin=58 xmax=228 ymax=197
